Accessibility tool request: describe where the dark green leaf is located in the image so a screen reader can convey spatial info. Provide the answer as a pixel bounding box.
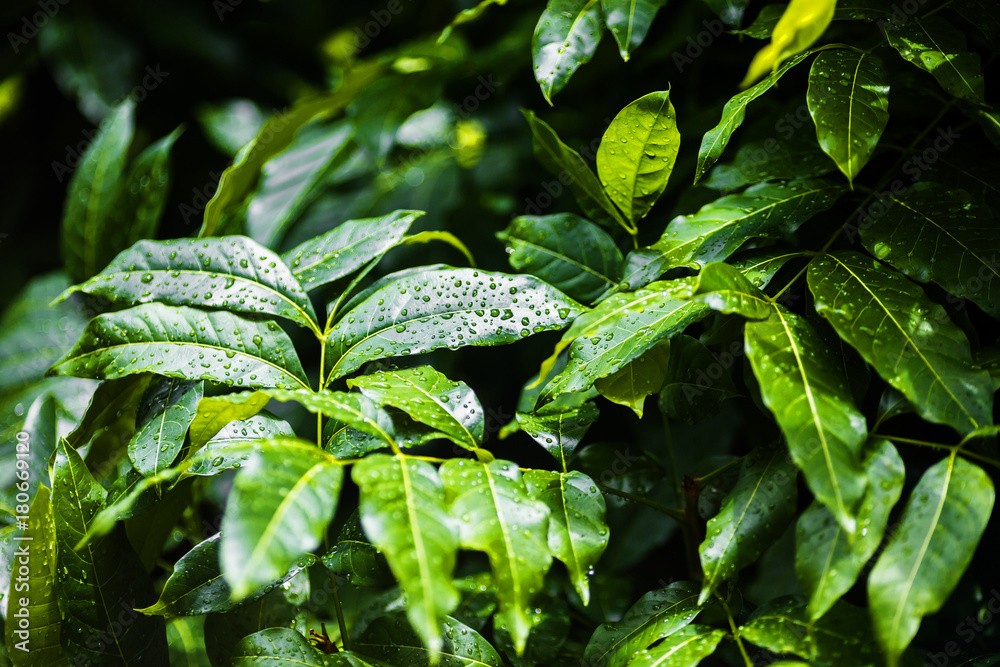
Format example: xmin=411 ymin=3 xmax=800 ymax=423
xmin=511 ymin=396 xmax=600 ymax=467
xmin=602 ymin=0 xmax=667 ymax=60
xmin=356 ymin=614 xmax=502 ymax=667
xmin=231 ymin=627 xmax=328 ymax=666
xmin=886 ymin=16 xmax=985 ymax=103
xmin=658 ymin=335 xmax=741 ymax=425
xmin=626 ymin=624 xmax=726 ymax=666
xmin=322 ymin=512 xmax=394 ymax=587
xmin=47 ymin=303 xmax=309 ymax=390
xmin=128 ymin=378 xmax=203 ymax=477
xmin=868 ymin=455 xmax=994 ymax=664
xmin=732 ymin=4 xmax=787 ymax=39
xmin=114 ymin=127 xmax=182 ymax=246
xmin=532 ymin=0 xmax=604 ymax=104
xmin=497 ymin=214 xmax=623 ymax=303
xmin=702 ymin=134 xmax=835 ymax=191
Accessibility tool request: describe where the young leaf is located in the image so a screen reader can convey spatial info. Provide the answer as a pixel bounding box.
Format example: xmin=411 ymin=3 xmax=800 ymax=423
xmin=597 ymin=89 xmax=680 ymax=225
xmin=511 ymin=396 xmax=600 ymax=467
xmin=622 ymin=179 xmax=844 ymax=289
xmin=695 ymin=51 xmax=815 ymax=182
xmin=885 ymin=16 xmax=985 ymax=104
xmin=280 ymin=210 xmax=423 ymax=291
xmin=440 ymin=459 xmax=552 ymax=654
xmin=523 ymin=469 xmax=609 ymax=605
xmin=265 ymin=388 xmax=397 ymax=447
xmin=220 ymin=438 xmax=343 ymax=599
xmin=4 ymin=486 xmax=63 ymax=665
xmin=497 ymin=213 xmax=624 ymax=303
xmin=521 ymin=110 xmax=630 ymax=230
xmin=807 ymin=50 xmax=890 ymax=185
xmin=325 ymin=268 xmax=583 ymax=381
xmin=187 ymin=390 xmax=273 ymax=450
xmin=601 ymin=0 xmax=667 ymax=60
xmin=532 ymin=0 xmax=604 ymax=104
xmin=347 ymin=366 xmax=484 ymax=451
xmin=128 ymin=378 xmax=203 ymax=477
xmin=796 ymin=439 xmax=905 ymax=621
xmin=808 ymin=252 xmax=994 ymax=434
xmin=356 ymin=613 xmax=502 ymax=667
xmin=859 ymin=183 xmax=1000 ymax=319
xmin=868 ymin=456 xmax=994 ymax=665
xmin=60 ymin=236 xmax=319 ymax=332
xmin=139 ymin=533 xmax=315 ymax=616
xmin=52 ymin=439 xmax=167 ymax=662
xmin=353 ymin=454 xmax=461 ymax=654
xmin=114 ymin=127 xmax=182 ymax=247
xmin=582 ymin=581 xmax=702 ymax=667
xmin=627 ymin=624 xmax=726 ymax=666
xmin=740 ymin=0 xmax=835 ymax=88
xmin=699 ymin=444 xmax=797 ymax=603
xmin=60 ymin=101 xmax=134 ymax=282
xmin=184 ymin=413 xmax=293 ymax=478
xmin=594 ymin=340 xmax=670 ymax=418
xmin=46 ymin=303 xmax=310 ymax=390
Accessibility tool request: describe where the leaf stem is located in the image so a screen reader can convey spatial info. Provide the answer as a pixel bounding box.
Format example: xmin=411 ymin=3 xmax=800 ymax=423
xmin=720 ymin=596 xmax=753 ymax=667
xmin=597 ymin=484 xmax=686 ymax=521
xmin=695 ymin=456 xmax=745 ymax=487
xmin=328 ymin=569 xmax=351 ymax=651
xmin=872 ymin=432 xmax=1000 ymax=469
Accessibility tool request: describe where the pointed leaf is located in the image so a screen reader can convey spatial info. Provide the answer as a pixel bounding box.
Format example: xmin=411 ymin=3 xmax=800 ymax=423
xmin=46 ymin=303 xmax=309 ymax=390
xmin=356 ymin=614 xmax=502 ymax=667
xmin=325 ymin=268 xmax=583 ymax=381
xmin=512 ymin=397 xmax=599 ymax=466
xmin=322 ymin=512 xmax=394 ymax=587
xmin=627 ymin=624 xmax=726 ymax=667
xmin=868 ymin=456 xmax=994 ymax=665
xmin=886 ymin=16 xmax=985 ymax=103
xmin=281 ymin=211 xmax=423 ymax=291
xmin=114 ymin=127 xmax=182 ymax=246
xmin=695 ymin=51 xmax=814 ymax=182
xmin=523 ymin=470 xmax=609 ymax=605
xmin=231 ymin=627 xmax=329 ymax=666
xmin=440 ymin=459 xmax=552 ymax=654
xmin=497 ymin=214 xmax=623 ymax=303
xmin=740 ymin=0 xmax=835 ymax=88
xmin=52 ymin=439 xmax=166 ymax=663
xmin=185 ymin=412 xmax=293 ymax=478
xmin=532 ymin=0 xmax=604 ymax=104
xmin=61 ymin=236 xmax=319 ymax=332
xmin=60 ymin=101 xmax=134 ymax=281
xmin=703 ymin=133 xmax=835 ymax=191
xmin=699 ymin=444 xmax=797 ymax=603
xmin=583 ymin=582 xmax=702 ymax=667
xmin=348 ymin=366 xmax=484 ymax=451
xmin=808 ymin=252 xmax=994 ymax=434
xmin=731 ymin=4 xmax=787 ymax=39
xmin=796 ymin=439 xmax=905 ymax=620
xmin=265 ymin=388 xmax=397 ymax=448
xmin=807 ymin=50 xmax=890 ymax=184
xmin=602 ymin=0 xmax=667 ymax=60
xmin=220 ymin=438 xmax=343 ymax=598
xmin=597 ymin=89 xmax=680 ymax=224
xmin=595 ymin=340 xmax=670 ymax=417
xmin=859 ymin=183 xmax=1000 ymax=319
xmin=522 ymin=110 xmax=629 ymax=229
xmin=128 ymin=378 xmax=203 ymax=477
xmin=622 ymin=180 xmax=844 ymax=289
xmin=353 ymin=454 xmax=461 ymax=654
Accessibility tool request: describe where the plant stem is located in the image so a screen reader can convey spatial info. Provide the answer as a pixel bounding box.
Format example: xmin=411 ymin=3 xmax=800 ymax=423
xmin=872 ymin=432 xmax=1000 ymax=469
xmin=597 ymin=484 xmax=686 ymax=521
xmin=328 ymin=569 xmax=351 ymax=651
xmin=695 ymin=456 xmax=745 ymax=487
xmin=721 ymin=596 xmax=753 ymax=667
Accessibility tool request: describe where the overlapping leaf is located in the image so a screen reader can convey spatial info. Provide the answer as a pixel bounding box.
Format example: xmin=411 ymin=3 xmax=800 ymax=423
xmin=741 ymin=0 xmax=835 ymax=88
xmin=532 ymin=0 xmax=604 ymax=104
xmin=128 ymin=378 xmax=202 ymax=477
xmin=602 ymin=0 xmax=667 ymax=60
xmin=886 ymin=16 xmax=985 ymax=103
xmin=356 ymin=614 xmax=502 ymax=667
xmin=702 ymin=134 xmax=835 ymax=191
xmin=657 ymin=335 xmax=741 ymax=425
xmin=113 ymin=127 xmax=181 ymax=247
xmin=627 ymin=625 xmax=727 ymax=667
xmin=511 ymin=395 xmax=599 ymax=467
xmin=594 ymin=340 xmax=670 ymax=417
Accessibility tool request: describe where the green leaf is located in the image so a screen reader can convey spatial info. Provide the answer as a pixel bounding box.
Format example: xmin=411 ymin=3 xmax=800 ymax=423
xmin=532 ymin=0 xmax=604 ymax=104
xmin=868 ymin=455 xmax=995 ymax=665
xmin=5 ymin=486 xmax=63 ymax=665
xmin=521 ymin=110 xmax=629 ymax=230
xmin=523 ymin=470 xmax=608 ymax=605
xmin=281 ymin=211 xmax=423 ymax=291
xmin=695 ymin=51 xmax=814 ymax=182
xmin=61 ymin=236 xmax=319 ymax=332
xmin=113 ymin=127 xmax=182 ymax=246
xmin=623 ymin=180 xmax=844 ymax=289
xmin=698 ymin=444 xmax=797 ymax=603
xmin=657 ymin=335 xmax=741 ymax=425
xmin=691 ymin=263 xmax=869 ymax=532
xmin=731 ymin=4 xmax=787 ymax=39
xmin=65 ymin=375 xmax=150 ymax=449
xmin=52 ymin=439 xmax=166 ymax=662
xmin=582 ymin=581 xmax=703 ymax=667
xmin=128 ymin=378 xmax=203 ymax=477
xmin=807 ymin=50 xmax=890 ymax=185
xmin=511 ymin=396 xmax=600 ymax=467
xmin=594 ymin=340 xmax=670 ymax=417
xmin=597 ymin=90 xmax=680 ymax=224
xmin=322 ymin=511 xmax=394 ymax=587
xmin=353 ymin=454 xmax=460 ymax=654
xmin=166 ymin=616 xmax=210 ymax=666
xmin=497 ymin=214 xmax=623 ymax=303
xmin=187 ymin=391 xmax=273 ymax=450
xmin=356 ymin=614 xmax=503 ymax=667
xmin=795 ymin=439 xmax=905 ymax=621
xmin=702 ymin=134 xmax=835 ymax=191
xmin=139 ymin=532 xmax=315 ymax=616
xmin=602 ymin=0 xmax=667 ymax=60
xmin=808 ymin=252 xmax=994 ymax=434
xmin=740 ymin=0 xmax=835 ymax=88
xmin=440 ymin=459 xmax=552 ymax=654
xmin=46 ymin=303 xmax=309 ymax=390
xmin=265 ymin=388 xmax=397 ymax=448
xmin=185 ymin=412 xmax=293 ymax=478
xmin=231 ymin=628 xmax=329 ymax=666
xmin=886 ymin=16 xmax=985 ymax=104
xmin=60 ymin=101 xmax=134 ymax=282
xmin=626 ymin=624 xmax=726 ymax=666
xmin=859 ymin=183 xmax=1000 ymax=319
xmin=347 ymin=366 xmax=484 ymax=451
xmin=325 ymin=268 xmax=583 ymax=381
xmin=220 ymin=438 xmax=343 ymax=598
xmin=493 ymin=597 xmax=570 ymax=666
xmin=700 ymin=0 xmax=751 ymax=25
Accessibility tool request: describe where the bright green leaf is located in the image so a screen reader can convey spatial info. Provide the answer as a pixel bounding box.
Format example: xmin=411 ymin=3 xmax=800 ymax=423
xmin=740 ymin=0 xmax=836 ymax=88
xmin=128 ymin=378 xmax=203 ymax=477
xmin=595 ymin=340 xmax=670 ymax=417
